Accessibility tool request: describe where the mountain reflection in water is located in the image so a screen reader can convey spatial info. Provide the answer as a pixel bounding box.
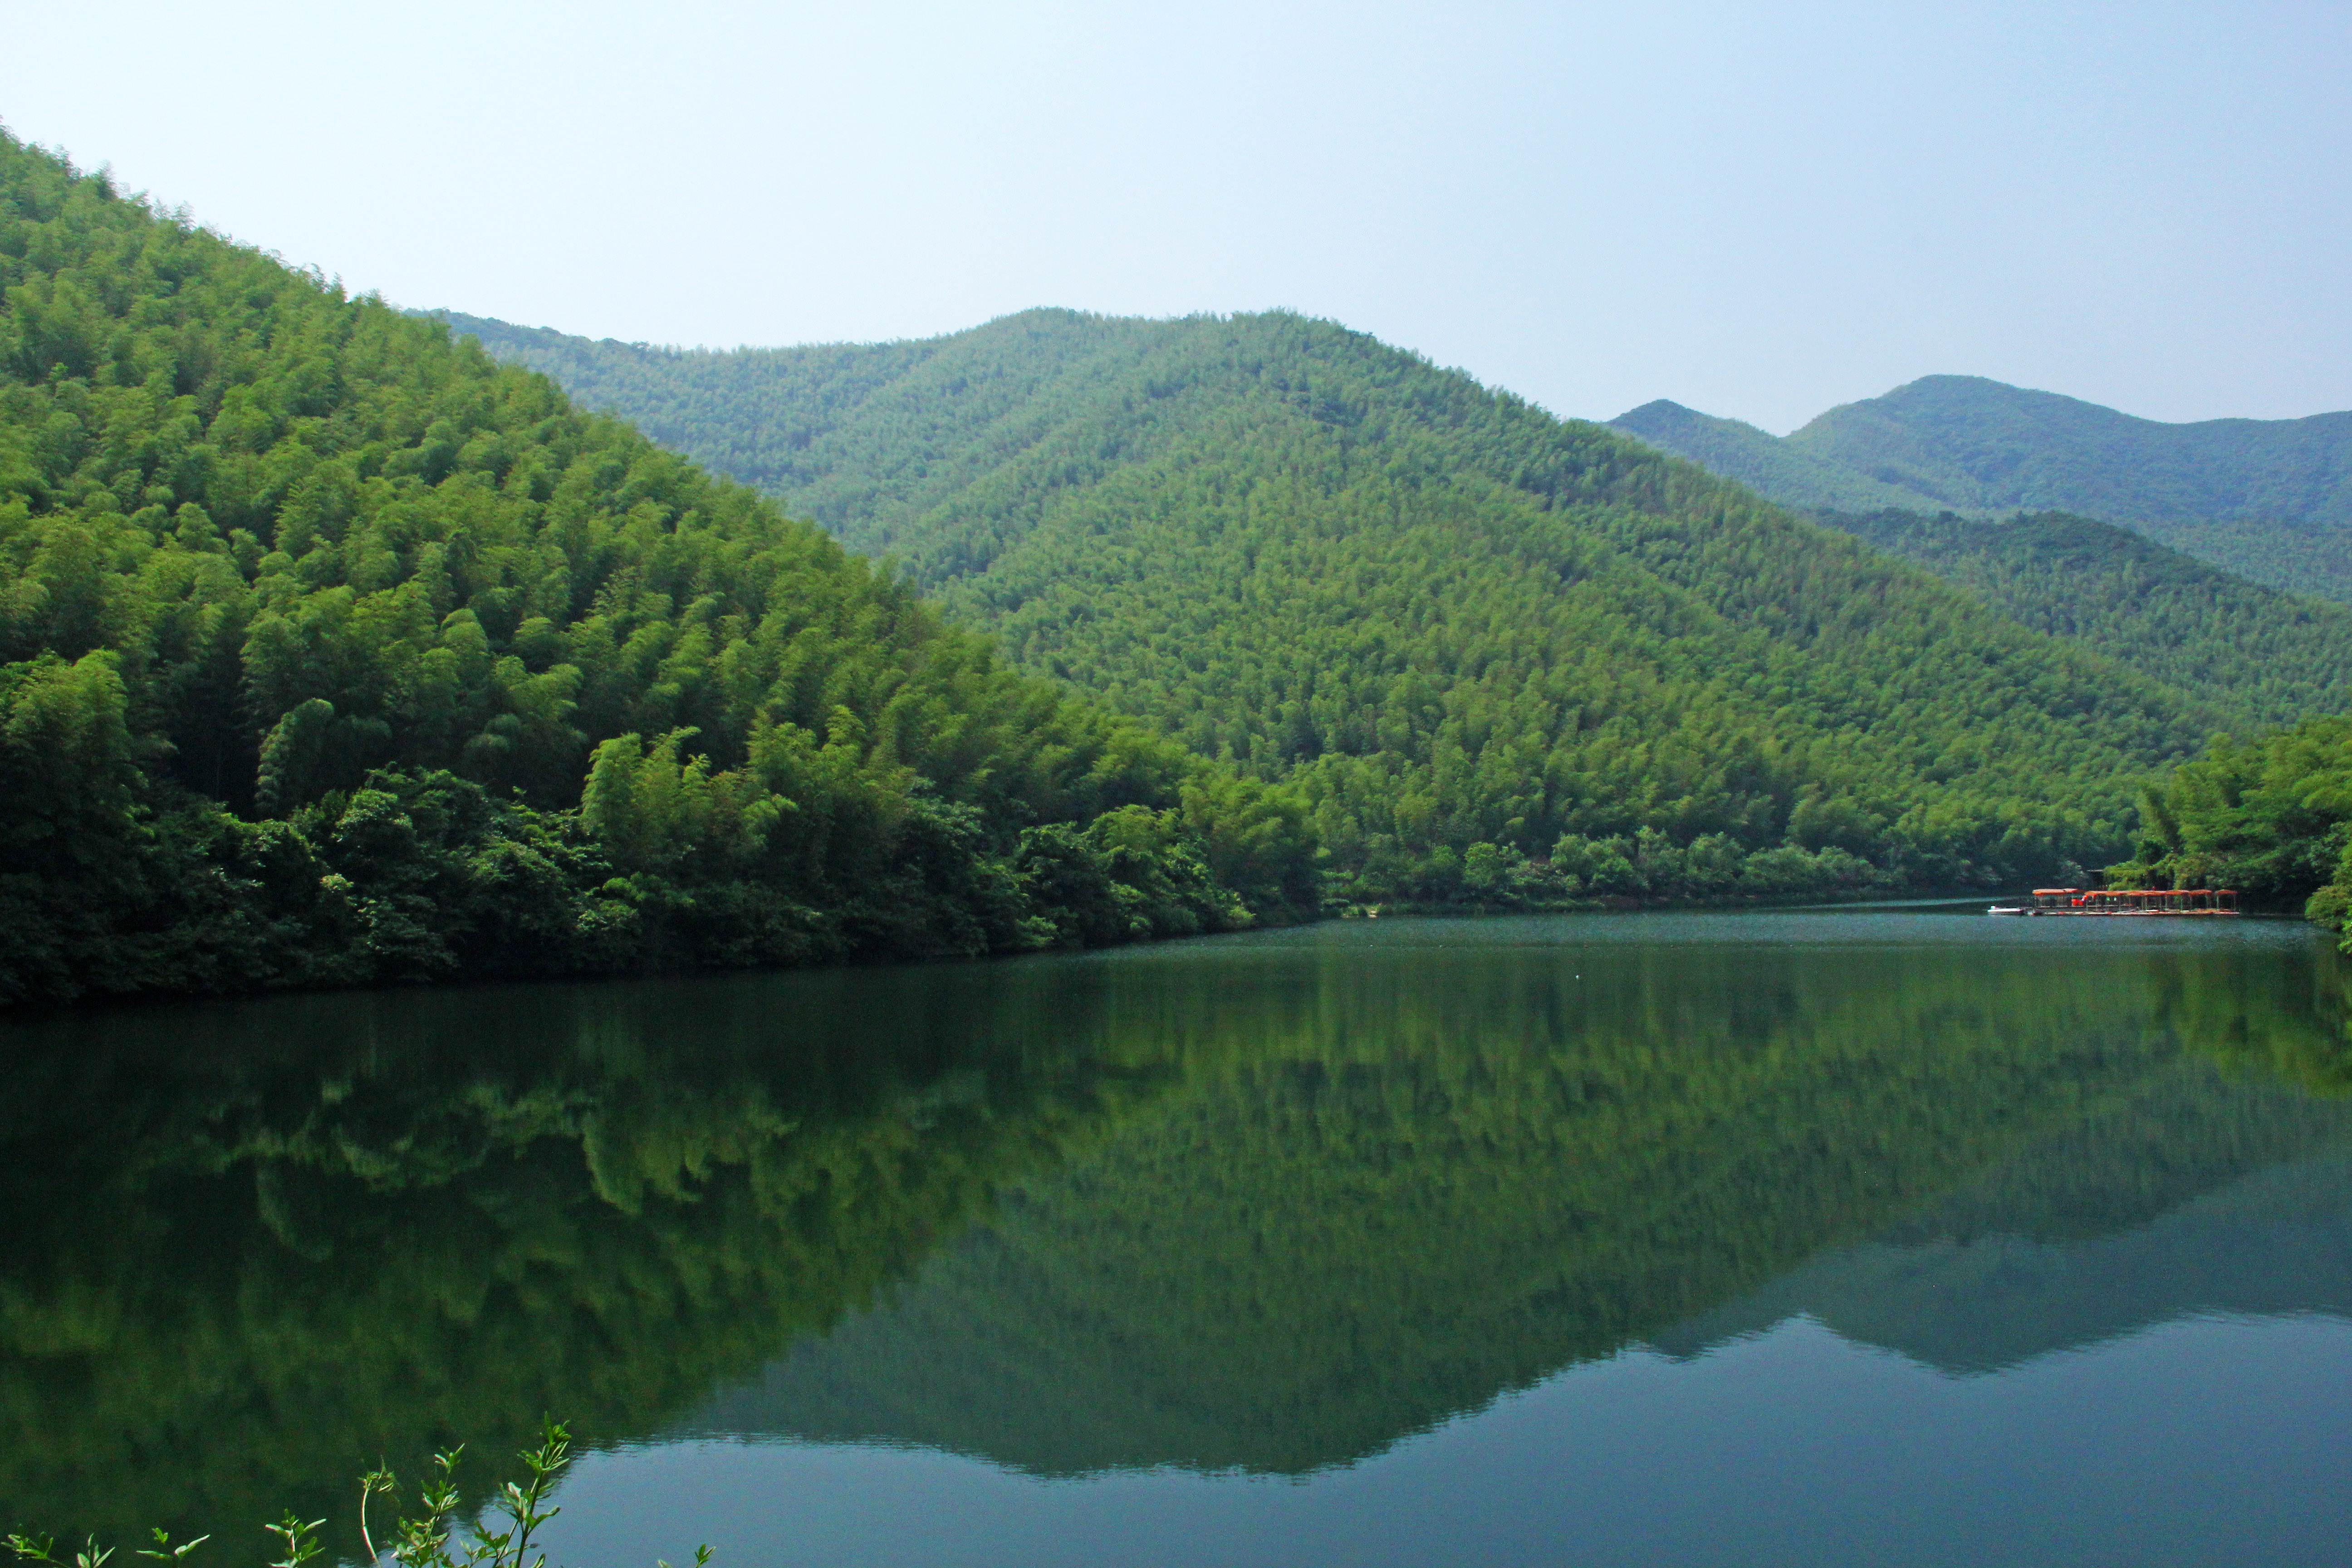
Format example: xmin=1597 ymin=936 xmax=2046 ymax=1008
xmin=2 ymin=913 xmax=2348 ymax=1556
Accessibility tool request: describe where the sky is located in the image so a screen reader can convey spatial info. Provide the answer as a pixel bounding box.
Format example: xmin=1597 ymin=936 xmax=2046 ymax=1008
xmin=6 ymin=0 xmax=2347 ymax=432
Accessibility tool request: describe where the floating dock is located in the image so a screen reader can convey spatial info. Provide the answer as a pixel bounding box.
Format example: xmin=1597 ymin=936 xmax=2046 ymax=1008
xmin=1987 ymin=887 xmax=2240 ymax=916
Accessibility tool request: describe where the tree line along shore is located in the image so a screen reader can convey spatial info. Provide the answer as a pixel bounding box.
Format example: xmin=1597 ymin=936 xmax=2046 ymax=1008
xmin=8 ymin=132 xmax=2352 ymax=1006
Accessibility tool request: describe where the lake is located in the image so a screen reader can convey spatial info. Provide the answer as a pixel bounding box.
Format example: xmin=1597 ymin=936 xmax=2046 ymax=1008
xmin=4 ymin=910 xmax=2349 ymax=1566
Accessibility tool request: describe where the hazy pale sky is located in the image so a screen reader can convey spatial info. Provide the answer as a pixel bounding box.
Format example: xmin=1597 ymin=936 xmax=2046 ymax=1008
xmin=7 ymin=0 xmax=2347 ymax=431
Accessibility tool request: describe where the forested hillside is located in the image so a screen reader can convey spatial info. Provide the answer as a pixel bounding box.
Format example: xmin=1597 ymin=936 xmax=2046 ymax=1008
xmin=450 ymin=309 xmax=2223 ymax=902
xmin=0 ymin=135 xmax=1312 ymax=1006
xmin=1813 ymin=510 xmax=2352 ymax=728
xmin=1790 ymin=376 xmax=2352 ymax=528
xmin=2114 ymin=712 xmax=2352 ymax=934
xmin=2116 ymin=514 xmax=2352 ymax=603
xmin=1613 ymin=377 xmax=2352 ymax=601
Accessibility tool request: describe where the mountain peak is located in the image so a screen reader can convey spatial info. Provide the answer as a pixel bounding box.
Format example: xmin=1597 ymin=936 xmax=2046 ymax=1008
xmin=1612 ymin=375 xmax=2352 ymax=596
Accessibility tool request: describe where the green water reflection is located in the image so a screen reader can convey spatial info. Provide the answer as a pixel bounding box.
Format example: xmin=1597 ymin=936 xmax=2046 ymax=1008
xmin=3 ymin=915 xmax=2347 ymax=1546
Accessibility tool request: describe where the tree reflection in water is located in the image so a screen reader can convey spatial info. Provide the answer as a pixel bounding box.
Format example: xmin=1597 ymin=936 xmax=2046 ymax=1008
xmin=3 ymin=918 xmax=2347 ymax=1544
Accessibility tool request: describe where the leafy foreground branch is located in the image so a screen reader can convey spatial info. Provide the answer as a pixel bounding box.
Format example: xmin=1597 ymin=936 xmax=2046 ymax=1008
xmin=7 ymin=1420 xmax=703 ymax=1568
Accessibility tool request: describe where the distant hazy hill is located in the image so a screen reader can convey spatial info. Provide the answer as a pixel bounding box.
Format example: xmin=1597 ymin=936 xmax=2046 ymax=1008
xmin=1791 ymin=375 xmax=2352 ymax=526
xmin=440 ymin=309 xmax=2237 ymax=893
xmin=1610 ymin=399 xmax=1929 ymax=514
xmin=1612 ymin=377 xmax=2352 ymax=601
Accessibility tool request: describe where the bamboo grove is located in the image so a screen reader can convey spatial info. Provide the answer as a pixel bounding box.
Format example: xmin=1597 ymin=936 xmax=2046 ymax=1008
xmin=0 ymin=135 xmax=1314 ymax=1004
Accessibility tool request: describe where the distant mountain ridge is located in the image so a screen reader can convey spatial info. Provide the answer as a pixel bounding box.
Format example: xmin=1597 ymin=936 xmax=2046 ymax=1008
xmin=1612 ymin=376 xmax=2352 ymax=600
xmin=1609 ymin=399 xmax=1930 ymax=515
xmin=1618 ymin=375 xmax=2352 ymax=524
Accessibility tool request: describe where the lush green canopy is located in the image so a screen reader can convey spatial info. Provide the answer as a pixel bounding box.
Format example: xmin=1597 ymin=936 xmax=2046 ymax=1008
xmin=451 ymin=309 xmax=2222 ymax=902
xmin=0 ymin=136 xmax=1310 ymax=1004
xmin=1815 ymin=509 xmax=2352 ymax=729
xmin=2112 ymin=711 xmax=2352 ymax=941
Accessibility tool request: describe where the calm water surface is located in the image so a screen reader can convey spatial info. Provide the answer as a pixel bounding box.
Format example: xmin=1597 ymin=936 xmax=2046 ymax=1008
xmin=5 ymin=911 xmax=2349 ymax=1566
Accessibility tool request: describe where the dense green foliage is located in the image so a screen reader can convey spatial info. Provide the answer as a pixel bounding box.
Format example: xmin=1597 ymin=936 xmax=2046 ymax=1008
xmin=2122 ymin=514 xmax=2352 ymax=608
xmin=0 ymin=136 xmax=1311 ymax=1003
xmin=1614 ymin=376 xmax=2352 ymax=603
xmin=2111 ymin=712 xmax=2352 ymax=940
xmin=1814 ymin=509 xmax=2352 ymax=728
xmin=446 ymin=310 xmax=2233 ymax=900
xmin=8 ymin=927 xmax=2344 ymax=1532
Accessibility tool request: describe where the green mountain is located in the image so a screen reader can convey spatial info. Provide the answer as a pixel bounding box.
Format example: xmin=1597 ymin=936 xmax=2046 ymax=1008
xmin=1573 ymin=409 xmax=2352 ymax=723
xmin=1608 ymin=399 xmax=1929 ymax=514
xmin=0 ymin=135 xmax=1309 ymax=1006
xmin=1814 ymin=510 xmax=2352 ymax=730
xmin=1788 ymin=375 xmax=2352 ymax=527
xmin=1613 ymin=377 xmax=2352 ymax=601
xmin=440 ymin=309 xmax=2230 ymax=900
